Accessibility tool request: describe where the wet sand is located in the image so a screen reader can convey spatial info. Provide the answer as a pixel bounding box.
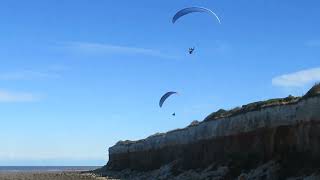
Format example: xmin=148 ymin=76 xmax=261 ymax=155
xmin=0 ymin=172 xmax=113 ymax=180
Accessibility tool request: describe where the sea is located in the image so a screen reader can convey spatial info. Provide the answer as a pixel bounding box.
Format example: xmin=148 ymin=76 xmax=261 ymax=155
xmin=0 ymin=166 xmax=101 ymax=173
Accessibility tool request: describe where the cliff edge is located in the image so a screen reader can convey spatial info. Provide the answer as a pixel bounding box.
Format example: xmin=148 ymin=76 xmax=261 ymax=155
xmin=98 ymin=84 xmax=320 ymax=179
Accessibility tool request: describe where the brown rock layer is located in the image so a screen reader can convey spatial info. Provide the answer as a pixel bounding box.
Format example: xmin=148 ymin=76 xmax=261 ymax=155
xmin=107 ymin=121 xmax=320 ymax=172
xmin=104 ymin=85 xmax=320 ymax=178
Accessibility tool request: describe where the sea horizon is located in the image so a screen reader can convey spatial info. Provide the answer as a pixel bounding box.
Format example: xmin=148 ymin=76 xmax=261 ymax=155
xmin=0 ymin=166 xmax=101 ymax=173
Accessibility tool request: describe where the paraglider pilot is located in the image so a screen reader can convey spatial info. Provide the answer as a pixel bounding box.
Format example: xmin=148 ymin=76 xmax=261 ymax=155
xmin=188 ymin=47 xmax=195 ymax=54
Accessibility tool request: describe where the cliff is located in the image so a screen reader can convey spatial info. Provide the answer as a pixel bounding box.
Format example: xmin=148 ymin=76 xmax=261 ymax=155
xmin=99 ymin=84 xmax=320 ymax=179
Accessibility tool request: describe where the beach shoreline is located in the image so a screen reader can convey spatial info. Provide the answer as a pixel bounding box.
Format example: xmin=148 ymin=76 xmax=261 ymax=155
xmin=0 ymin=172 xmax=111 ymax=180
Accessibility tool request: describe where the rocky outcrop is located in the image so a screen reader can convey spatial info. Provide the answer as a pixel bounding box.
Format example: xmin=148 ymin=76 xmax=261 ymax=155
xmin=100 ymin=85 xmax=320 ymax=179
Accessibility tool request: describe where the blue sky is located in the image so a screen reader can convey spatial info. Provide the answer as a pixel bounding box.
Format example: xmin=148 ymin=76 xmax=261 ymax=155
xmin=0 ymin=0 xmax=320 ymax=166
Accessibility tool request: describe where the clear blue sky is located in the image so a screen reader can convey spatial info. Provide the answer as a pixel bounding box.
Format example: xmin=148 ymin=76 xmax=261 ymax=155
xmin=0 ymin=0 xmax=320 ymax=166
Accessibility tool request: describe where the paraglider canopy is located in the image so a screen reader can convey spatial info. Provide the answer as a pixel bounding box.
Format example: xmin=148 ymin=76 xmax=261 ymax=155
xmin=159 ymin=91 xmax=178 ymax=108
xmin=172 ymin=7 xmax=221 ymax=24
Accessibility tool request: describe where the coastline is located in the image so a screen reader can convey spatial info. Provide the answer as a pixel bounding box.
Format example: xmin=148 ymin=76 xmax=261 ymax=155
xmin=0 ymin=166 xmax=111 ymax=180
xmin=0 ymin=172 xmax=112 ymax=180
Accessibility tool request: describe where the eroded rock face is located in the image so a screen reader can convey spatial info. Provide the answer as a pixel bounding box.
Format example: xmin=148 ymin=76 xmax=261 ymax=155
xmin=99 ymin=92 xmax=320 ymax=179
xmin=107 ymin=96 xmax=320 ymax=172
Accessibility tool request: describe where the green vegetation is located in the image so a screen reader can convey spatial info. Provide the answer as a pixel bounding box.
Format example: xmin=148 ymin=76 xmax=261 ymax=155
xmin=303 ymin=83 xmax=320 ymax=99
xmin=117 ymin=84 xmax=320 ymax=145
xmin=204 ymin=83 xmax=320 ymax=122
xmin=204 ymin=95 xmax=300 ymax=122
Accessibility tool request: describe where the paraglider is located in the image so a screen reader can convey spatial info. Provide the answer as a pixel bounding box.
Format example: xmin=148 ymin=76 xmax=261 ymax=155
xmin=159 ymin=91 xmax=178 ymax=116
xmin=172 ymin=7 xmax=221 ymax=24
xmin=159 ymin=91 xmax=178 ymax=108
xmin=188 ymin=47 xmax=195 ymax=54
xmin=172 ymin=7 xmax=221 ymax=55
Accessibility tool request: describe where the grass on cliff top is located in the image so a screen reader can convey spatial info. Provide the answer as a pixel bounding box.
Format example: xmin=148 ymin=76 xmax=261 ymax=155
xmin=116 ymin=84 xmax=320 ymax=145
xmin=203 ymin=95 xmax=300 ymax=122
xmin=304 ymin=83 xmax=320 ymax=98
xmin=204 ymin=83 xmax=320 ymax=122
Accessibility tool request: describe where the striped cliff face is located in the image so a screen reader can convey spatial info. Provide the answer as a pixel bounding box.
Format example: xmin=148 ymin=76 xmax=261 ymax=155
xmin=106 ymin=94 xmax=320 ymax=172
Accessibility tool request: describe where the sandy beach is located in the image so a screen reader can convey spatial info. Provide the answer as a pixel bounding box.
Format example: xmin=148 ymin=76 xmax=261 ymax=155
xmin=0 ymin=172 xmax=112 ymax=180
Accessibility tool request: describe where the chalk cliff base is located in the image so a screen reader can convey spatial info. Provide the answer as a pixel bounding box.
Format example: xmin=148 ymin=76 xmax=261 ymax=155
xmin=104 ymin=122 xmax=320 ymax=179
